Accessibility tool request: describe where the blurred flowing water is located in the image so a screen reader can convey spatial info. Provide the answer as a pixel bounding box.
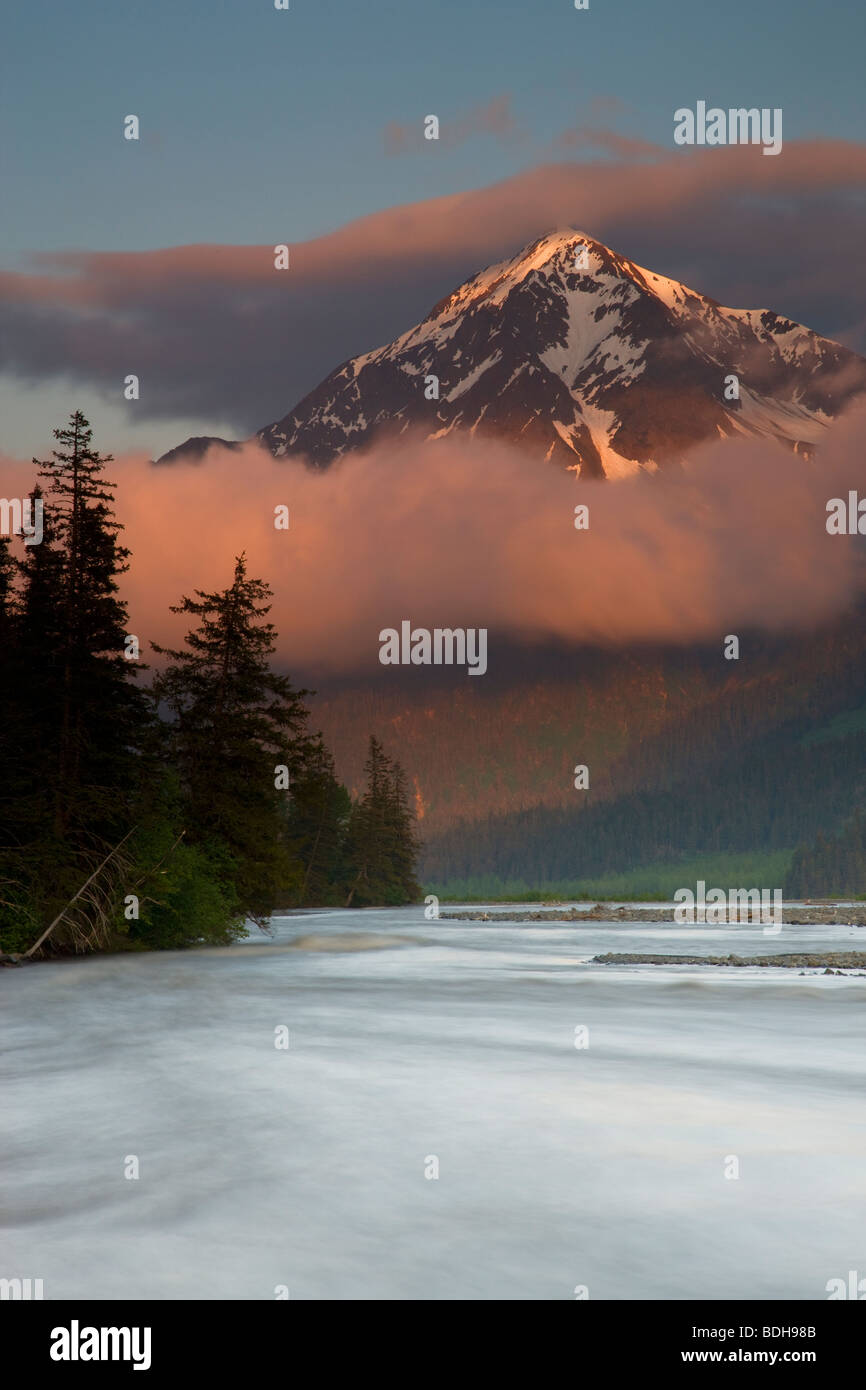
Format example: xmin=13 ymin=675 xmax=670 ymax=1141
xmin=3 ymin=905 xmax=865 ymax=1300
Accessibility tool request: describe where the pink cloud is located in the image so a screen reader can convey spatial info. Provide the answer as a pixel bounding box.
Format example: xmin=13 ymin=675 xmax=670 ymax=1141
xmin=384 ymin=94 xmax=520 ymax=156
xmin=3 ymin=404 xmax=866 ymax=677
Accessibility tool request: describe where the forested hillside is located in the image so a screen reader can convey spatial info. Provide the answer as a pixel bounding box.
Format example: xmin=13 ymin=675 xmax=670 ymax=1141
xmin=415 ymin=624 xmax=866 ymax=893
xmin=786 ymin=811 xmax=866 ymax=898
xmin=314 ymin=624 xmax=866 ymax=832
xmin=310 ymin=619 xmax=866 ymax=894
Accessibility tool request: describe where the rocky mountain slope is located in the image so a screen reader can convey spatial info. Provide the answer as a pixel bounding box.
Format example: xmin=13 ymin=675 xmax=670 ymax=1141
xmin=159 ymin=229 xmax=866 ymax=476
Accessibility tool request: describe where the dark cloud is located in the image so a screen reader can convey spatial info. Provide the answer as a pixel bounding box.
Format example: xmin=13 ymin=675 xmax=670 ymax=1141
xmin=1 ymin=141 xmax=865 ymax=439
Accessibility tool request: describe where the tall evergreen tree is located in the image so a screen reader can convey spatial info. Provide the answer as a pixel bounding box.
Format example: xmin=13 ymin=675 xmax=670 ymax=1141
xmin=14 ymin=487 xmax=66 ymax=848
xmin=344 ymin=736 xmax=421 ymax=907
xmin=285 ymin=737 xmax=351 ymax=906
xmin=344 ymin=736 xmax=390 ymax=908
xmin=383 ymin=760 xmax=421 ymax=903
xmin=0 ymin=420 xmax=149 ymax=952
xmin=152 ymin=554 xmax=314 ymax=923
xmin=0 ymin=532 xmax=25 ymax=921
xmin=0 ymin=532 xmax=17 ymax=634
xmin=32 ymin=412 xmax=147 ymax=843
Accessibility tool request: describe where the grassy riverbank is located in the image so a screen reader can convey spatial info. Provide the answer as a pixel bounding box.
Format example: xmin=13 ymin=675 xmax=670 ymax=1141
xmin=427 ymin=849 xmax=797 ymax=903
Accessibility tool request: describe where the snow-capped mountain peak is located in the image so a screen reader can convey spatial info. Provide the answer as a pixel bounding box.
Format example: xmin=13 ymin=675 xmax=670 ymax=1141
xmin=159 ymin=231 xmax=866 ymax=477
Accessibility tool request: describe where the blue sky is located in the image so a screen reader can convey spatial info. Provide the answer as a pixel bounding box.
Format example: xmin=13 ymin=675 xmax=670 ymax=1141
xmin=1 ymin=0 xmax=864 ymax=456
xmin=3 ymin=0 xmax=863 ymax=261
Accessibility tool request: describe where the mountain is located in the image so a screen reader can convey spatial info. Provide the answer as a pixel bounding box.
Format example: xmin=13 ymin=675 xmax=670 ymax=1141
xmin=253 ymin=229 xmax=866 ymax=477
xmin=153 ymin=436 xmax=243 ymax=466
xmin=156 ymin=230 xmax=866 ymax=475
xmin=145 ymin=232 xmax=866 ymax=890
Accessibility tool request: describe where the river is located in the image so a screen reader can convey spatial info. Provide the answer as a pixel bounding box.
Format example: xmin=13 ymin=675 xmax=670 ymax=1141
xmin=3 ymin=905 xmax=865 ymax=1300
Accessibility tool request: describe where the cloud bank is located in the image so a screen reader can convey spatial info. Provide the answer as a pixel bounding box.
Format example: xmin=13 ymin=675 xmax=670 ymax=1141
xmin=3 ymin=407 xmax=866 ymax=678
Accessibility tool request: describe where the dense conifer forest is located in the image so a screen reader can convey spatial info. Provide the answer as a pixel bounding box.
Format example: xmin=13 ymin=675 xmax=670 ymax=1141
xmin=0 ymin=413 xmax=420 ymax=957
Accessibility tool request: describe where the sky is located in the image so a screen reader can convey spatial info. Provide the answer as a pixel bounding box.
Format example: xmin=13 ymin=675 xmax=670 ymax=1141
xmin=1 ymin=0 xmax=865 ymax=456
